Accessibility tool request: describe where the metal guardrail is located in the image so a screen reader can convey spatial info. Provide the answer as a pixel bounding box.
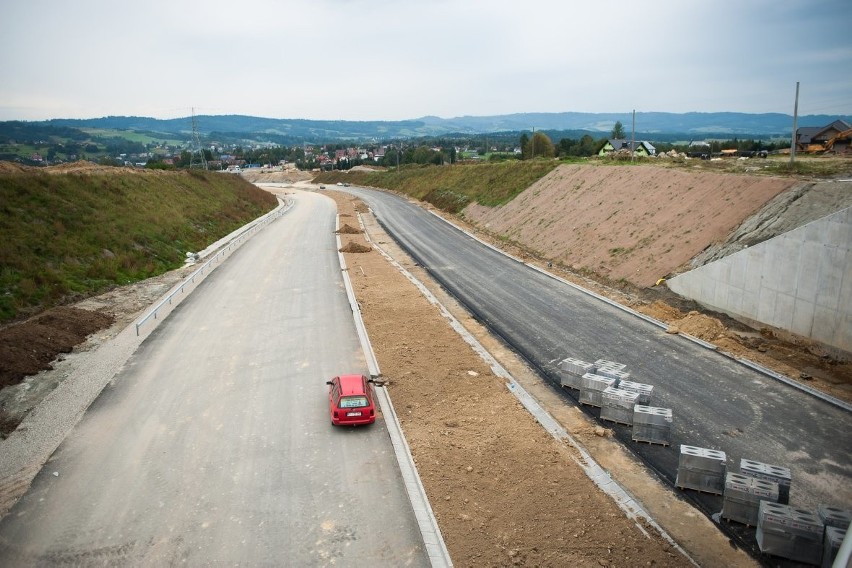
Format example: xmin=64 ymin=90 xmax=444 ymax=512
xmin=135 ymin=200 xmax=292 ymax=336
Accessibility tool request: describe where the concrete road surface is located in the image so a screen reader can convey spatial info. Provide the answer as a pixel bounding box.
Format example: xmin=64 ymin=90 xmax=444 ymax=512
xmin=346 ymin=186 xmax=852 ymax=558
xmin=0 ymin=191 xmax=429 ymax=566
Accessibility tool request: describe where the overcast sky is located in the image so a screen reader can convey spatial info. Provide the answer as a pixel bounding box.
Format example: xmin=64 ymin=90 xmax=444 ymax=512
xmin=1 ymin=0 xmax=850 ymax=122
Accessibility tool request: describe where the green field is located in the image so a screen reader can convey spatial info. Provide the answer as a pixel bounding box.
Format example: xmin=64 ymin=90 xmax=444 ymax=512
xmin=79 ymin=128 xmax=185 ymax=146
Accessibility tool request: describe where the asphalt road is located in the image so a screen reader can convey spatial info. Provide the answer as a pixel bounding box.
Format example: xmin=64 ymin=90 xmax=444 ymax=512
xmin=0 ymin=192 xmax=429 ymax=566
xmin=347 ymin=186 xmax=852 ymax=557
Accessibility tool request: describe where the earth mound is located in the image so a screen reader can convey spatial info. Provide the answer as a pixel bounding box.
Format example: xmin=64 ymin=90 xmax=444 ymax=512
xmin=0 ymin=307 xmax=114 ymax=390
xmin=339 ymin=242 xmax=372 ymax=253
xmin=336 ymin=224 xmax=362 ymax=234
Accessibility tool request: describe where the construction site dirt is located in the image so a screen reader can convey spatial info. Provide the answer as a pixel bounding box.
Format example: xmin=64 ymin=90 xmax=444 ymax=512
xmin=1 ymin=164 xmax=850 ymax=566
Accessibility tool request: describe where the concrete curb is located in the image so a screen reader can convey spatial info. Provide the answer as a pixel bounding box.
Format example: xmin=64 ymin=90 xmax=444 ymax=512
xmin=336 ymin=214 xmax=453 ymax=568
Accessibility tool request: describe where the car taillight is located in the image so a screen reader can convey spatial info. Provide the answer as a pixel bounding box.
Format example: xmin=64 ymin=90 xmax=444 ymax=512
xmin=369 ymin=409 xmax=374 ymax=416
xmin=333 ymin=411 xmax=339 ymax=418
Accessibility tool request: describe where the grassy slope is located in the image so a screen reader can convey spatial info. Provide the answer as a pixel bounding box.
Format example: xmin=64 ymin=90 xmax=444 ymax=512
xmin=314 ymin=156 xmax=848 ymax=213
xmin=0 ymin=168 xmax=277 ymax=322
xmin=313 ymin=160 xmax=561 ymax=212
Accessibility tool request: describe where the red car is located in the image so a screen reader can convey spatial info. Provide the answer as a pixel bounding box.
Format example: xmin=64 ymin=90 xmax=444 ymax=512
xmin=326 ymin=374 xmax=377 ymax=426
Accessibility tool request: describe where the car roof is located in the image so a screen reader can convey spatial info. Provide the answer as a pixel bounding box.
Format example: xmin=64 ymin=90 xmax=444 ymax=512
xmin=337 ymin=374 xmax=367 ymax=396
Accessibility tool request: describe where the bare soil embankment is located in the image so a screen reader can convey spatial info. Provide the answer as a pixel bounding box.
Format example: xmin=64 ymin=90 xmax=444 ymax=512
xmin=463 ymin=164 xmax=800 ymax=287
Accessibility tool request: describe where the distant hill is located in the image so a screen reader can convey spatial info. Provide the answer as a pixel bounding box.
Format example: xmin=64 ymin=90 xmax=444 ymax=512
xmin=3 ymin=112 xmax=850 ymax=145
xmin=42 ymin=112 xmax=852 ymax=137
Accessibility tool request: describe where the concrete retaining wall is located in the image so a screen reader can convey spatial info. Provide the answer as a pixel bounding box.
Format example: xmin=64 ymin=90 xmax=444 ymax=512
xmin=668 ymin=206 xmax=852 ymax=356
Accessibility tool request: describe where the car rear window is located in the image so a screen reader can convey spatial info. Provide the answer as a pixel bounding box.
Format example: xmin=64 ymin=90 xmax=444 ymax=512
xmin=339 ymin=396 xmax=369 ymax=408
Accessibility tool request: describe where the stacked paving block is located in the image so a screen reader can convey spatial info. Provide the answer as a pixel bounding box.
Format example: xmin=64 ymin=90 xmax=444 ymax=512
xmin=676 ymin=445 xmax=726 ymax=495
xmin=721 ymin=472 xmax=779 ymax=526
xmin=594 ymin=365 xmax=631 ymax=382
xmin=558 ymin=357 xmax=595 ymax=390
xmin=756 ymin=501 xmax=824 ymax=565
xmin=822 ymin=526 xmax=847 ymax=568
xmin=739 ymin=458 xmax=793 ymax=505
xmin=578 ymin=373 xmax=615 ymax=407
xmin=618 ymin=380 xmax=654 ymax=405
xmin=593 ymin=359 xmax=626 ymax=371
xmin=818 ymin=504 xmax=852 ymax=530
xmin=600 ymin=386 xmax=639 ymax=425
xmin=818 ymin=504 xmax=852 ymax=567
xmin=632 ymin=405 xmax=672 ymax=446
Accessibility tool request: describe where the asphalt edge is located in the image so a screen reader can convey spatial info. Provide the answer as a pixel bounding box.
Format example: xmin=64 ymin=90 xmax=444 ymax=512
xmin=335 ymin=214 xmax=453 ymax=568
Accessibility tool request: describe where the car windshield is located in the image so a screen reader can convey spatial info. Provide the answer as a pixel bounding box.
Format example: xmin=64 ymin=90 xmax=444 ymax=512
xmin=339 ymin=396 xmax=368 ymax=408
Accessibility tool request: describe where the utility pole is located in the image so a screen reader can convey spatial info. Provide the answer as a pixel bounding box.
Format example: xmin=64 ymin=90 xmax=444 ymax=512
xmin=531 ymin=127 xmax=535 ymax=159
xmin=631 ymin=109 xmax=636 ymax=163
xmin=790 ymin=82 xmax=800 ymax=165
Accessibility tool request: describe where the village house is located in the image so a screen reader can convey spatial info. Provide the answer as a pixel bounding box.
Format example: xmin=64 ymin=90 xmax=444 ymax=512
xmin=598 ymin=139 xmax=656 ymax=157
xmin=796 ymin=119 xmax=851 ymax=153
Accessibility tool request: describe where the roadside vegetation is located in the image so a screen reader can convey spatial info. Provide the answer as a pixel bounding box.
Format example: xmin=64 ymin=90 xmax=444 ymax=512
xmin=0 ymin=167 xmax=277 ymax=323
xmin=314 ymin=152 xmax=851 ymax=215
xmin=314 ymin=159 xmax=560 ymax=212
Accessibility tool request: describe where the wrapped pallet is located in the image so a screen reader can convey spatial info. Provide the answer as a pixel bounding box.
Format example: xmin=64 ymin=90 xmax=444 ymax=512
xmin=578 ymin=373 xmax=615 ymax=407
xmin=632 ymin=405 xmax=672 ymax=446
xmin=818 ymin=504 xmax=852 ymax=530
xmin=756 ymin=501 xmax=823 ymax=565
xmin=558 ymin=357 xmax=595 ymax=390
xmin=618 ymin=380 xmax=654 ymax=405
xmin=595 ymin=365 xmax=631 ymax=382
xmin=740 ymin=458 xmax=792 ymax=505
xmin=822 ymin=526 xmax=846 ymax=568
xmin=676 ymin=445 xmax=726 ymax=495
xmin=600 ymin=386 xmax=639 ymax=425
xmin=721 ymin=472 xmax=779 ymax=526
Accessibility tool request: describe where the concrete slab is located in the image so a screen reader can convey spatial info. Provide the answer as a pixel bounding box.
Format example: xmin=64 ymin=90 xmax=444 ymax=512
xmin=668 ymin=206 xmax=852 ymax=355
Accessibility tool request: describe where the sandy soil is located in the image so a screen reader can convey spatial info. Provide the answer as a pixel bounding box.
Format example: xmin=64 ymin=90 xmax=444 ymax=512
xmin=463 ymin=164 xmax=799 ymax=287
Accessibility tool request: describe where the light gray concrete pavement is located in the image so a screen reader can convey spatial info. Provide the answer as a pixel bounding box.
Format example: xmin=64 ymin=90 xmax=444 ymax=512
xmin=0 ymin=191 xmax=429 ymax=566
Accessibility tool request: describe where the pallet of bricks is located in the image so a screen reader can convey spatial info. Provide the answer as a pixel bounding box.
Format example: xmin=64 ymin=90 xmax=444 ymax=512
xmin=593 ymin=359 xmax=630 ymax=383
xmin=818 ymin=504 xmax=851 ymax=568
xmin=558 ymin=357 xmax=596 ymax=390
xmin=632 ymin=405 xmax=672 ymax=446
xmin=557 ymin=357 xmax=627 ymax=391
xmin=721 ymin=458 xmax=789 ymax=529
xmin=756 ymin=501 xmax=825 ymax=566
xmin=578 ymin=373 xmax=615 ymax=407
xmin=739 ymin=458 xmax=792 ymax=504
xmin=579 ymin=359 xmax=627 ymax=407
xmin=618 ymin=379 xmax=653 ymax=405
xmin=675 ymin=445 xmax=726 ymax=494
xmin=600 ymin=386 xmax=639 ymax=425
xmin=721 ymin=472 xmax=779 ymax=527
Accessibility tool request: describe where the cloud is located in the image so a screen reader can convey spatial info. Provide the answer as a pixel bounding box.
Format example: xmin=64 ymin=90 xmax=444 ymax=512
xmin=1 ymin=0 xmax=849 ymax=120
